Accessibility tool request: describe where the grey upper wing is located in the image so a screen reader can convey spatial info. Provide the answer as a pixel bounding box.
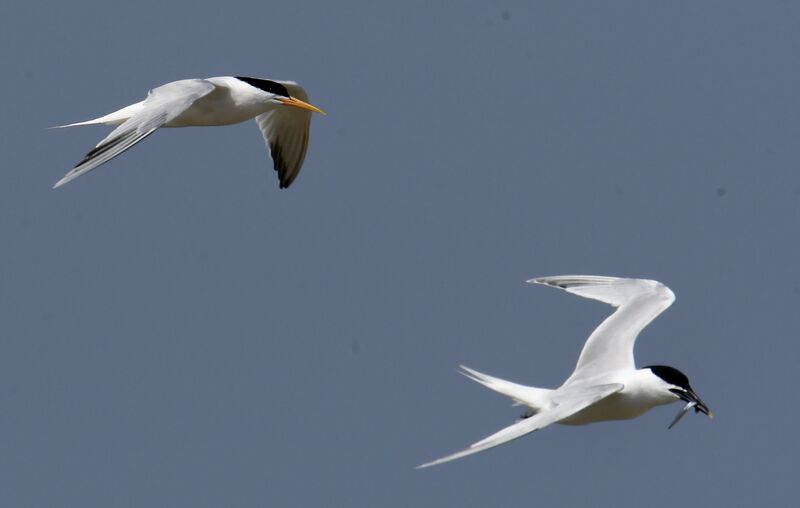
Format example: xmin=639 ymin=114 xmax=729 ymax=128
xmin=254 ymin=81 xmax=313 ymax=189
xmin=53 ymin=79 xmax=217 ymax=189
xmin=416 ymin=383 xmax=623 ymax=468
xmin=531 ymin=276 xmax=675 ymax=381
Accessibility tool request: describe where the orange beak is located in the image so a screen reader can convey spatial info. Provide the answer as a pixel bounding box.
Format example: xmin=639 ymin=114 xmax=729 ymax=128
xmin=278 ymin=96 xmax=326 ymax=115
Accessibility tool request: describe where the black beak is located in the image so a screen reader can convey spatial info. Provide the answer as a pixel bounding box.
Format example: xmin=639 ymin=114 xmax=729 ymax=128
xmin=668 ymin=388 xmax=713 ymax=429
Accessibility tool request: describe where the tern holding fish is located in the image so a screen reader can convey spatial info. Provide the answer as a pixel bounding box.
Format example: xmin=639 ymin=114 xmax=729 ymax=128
xmin=418 ymin=275 xmax=713 ymax=468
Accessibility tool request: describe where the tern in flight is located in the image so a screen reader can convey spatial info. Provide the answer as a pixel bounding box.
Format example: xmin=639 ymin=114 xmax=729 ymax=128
xmin=418 ymin=275 xmax=713 ymax=468
xmin=53 ymin=76 xmax=325 ymax=189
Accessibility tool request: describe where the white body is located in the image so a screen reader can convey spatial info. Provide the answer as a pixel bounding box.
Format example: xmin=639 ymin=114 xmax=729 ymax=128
xmin=560 ymin=371 xmax=678 ymax=425
xmin=418 ymin=275 xmax=688 ymax=468
xmin=54 ymin=76 xmax=322 ymax=189
xmin=81 ymin=77 xmax=271 ymax=128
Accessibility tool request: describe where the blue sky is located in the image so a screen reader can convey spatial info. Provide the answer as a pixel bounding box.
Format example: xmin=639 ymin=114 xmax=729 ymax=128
xmin=1 ymin=1 xmax=798 ymax=506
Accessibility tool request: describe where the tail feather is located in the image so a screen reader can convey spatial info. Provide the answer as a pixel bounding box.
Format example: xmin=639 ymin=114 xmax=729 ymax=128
xmin=49 ymin=119 xmax=108 ymax=129
xmin=50 ymin=101 xmax=145 ymax=129
xmin=459 ymin=365 xmax=552 ymax=412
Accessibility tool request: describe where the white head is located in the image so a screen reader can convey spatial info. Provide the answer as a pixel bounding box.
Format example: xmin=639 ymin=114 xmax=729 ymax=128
xmin=235 ymin=76 xmax=326 ymax=114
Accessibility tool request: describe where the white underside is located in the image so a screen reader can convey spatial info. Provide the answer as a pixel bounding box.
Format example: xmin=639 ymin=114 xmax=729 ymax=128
xmin=464 ymin=365 xmax=678 ymax=425
xmin=558 ymin=387 xmax=673 ymax=425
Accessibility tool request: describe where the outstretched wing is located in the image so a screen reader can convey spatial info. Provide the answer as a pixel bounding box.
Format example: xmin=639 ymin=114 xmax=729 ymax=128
xmin=530 ymin=276 xmax=675 ymax=381
xmin=416 ymin=383 xmax=623 ymax=468
xmin=53 ymin=79 xmax=217 ymax=189
xmin=254 ymin=81 xmax=313 ymax=189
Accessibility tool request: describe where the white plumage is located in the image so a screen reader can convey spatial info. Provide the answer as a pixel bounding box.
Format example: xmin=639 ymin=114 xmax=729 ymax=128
xmin=53 ymin=76 xmax=325 ymax=189
xmin=417 ymin=275 xmax=712 ymax=468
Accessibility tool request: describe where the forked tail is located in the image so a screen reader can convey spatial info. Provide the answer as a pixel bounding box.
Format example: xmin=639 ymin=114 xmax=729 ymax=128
xmin=459 ymin=365 xmax=553 ymax=414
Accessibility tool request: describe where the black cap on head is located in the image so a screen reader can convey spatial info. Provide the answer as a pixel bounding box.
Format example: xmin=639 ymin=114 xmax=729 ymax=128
xmin=646 ymin=365 xmax=713 ymax=424
xmin=646 ymin=365 xmax=691 ymax=391
xmin=235 ymin=77 xmax=290 ymax=97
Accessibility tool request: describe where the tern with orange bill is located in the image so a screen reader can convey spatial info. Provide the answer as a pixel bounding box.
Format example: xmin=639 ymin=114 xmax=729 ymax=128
xmin=53 ymin=76 xmax=325 ymax=189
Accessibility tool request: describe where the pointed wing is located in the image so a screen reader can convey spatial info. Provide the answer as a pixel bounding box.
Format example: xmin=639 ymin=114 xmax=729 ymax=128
xmin=416 ymin=383 xmax=623 ymax=468
xmin=53 ymin=79 xmax=217 ymax=188
xmin=254 ymin=81 xmax=313 ymax=189
xmin=530 ymin=276 xmax=675 ymax=381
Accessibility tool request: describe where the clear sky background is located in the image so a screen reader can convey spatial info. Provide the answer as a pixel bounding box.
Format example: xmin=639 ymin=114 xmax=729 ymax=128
xmin=1 ymin=1 xmax=798 ymax=506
